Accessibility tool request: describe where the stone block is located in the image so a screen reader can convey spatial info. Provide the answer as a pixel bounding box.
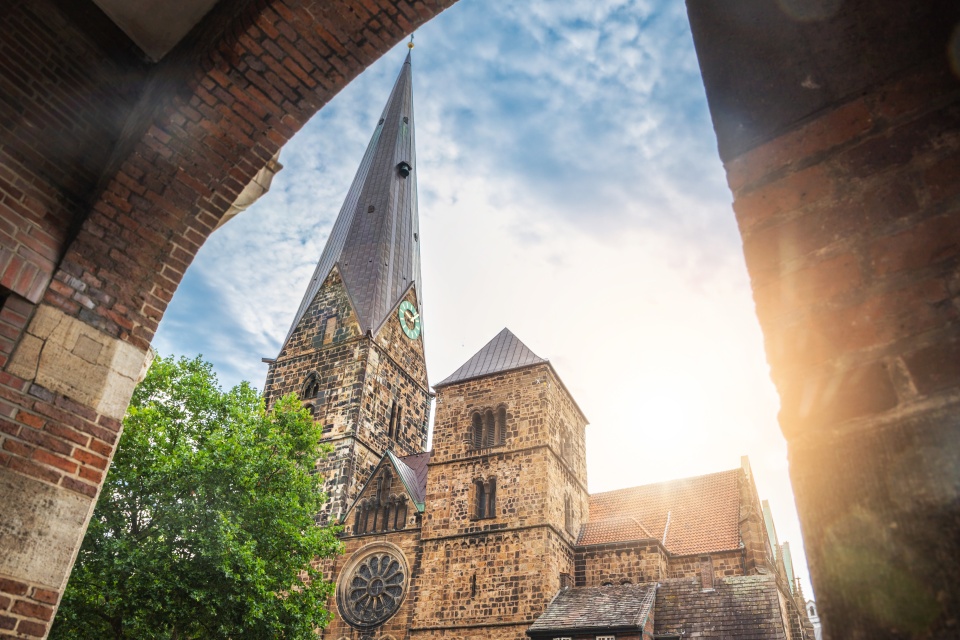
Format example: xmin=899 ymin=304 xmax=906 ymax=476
xmin=8 ymin=305 xmax=149 ymax=420
xmin=0 ymin=467 xmax=92 ymax=589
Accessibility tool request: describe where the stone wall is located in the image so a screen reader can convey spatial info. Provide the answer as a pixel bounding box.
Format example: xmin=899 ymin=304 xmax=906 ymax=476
xmin=668 ymin=550 xmax=742 ymax=582
xmin=576 ymin=541 xmax=669 ymax=586
xmin=264 ymin=272 xmax=430 ymax=522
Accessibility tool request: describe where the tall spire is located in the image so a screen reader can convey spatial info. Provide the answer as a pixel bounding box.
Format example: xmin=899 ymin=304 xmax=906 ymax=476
xmin=284 ymin=52 xmax=421 ymax=341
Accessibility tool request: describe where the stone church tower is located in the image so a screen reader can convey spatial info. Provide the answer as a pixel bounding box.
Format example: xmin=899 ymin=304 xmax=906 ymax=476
xmin=412 ymin=329 xmax=589 ymax=638
xmin=263 ymin=50 xmax=430 ymax=525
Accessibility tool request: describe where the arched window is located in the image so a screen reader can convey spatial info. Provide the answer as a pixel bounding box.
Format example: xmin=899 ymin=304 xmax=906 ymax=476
xmin=302 ymin=373 xmax=320 ymax=400
xmin=471 ymin=412 xmax=483 ymax=448
xmin=394 ymin=498 xmax=407 ymax=530
xmin=483 ymin=410 xmax=495 ymax=447
xmin=496 ymin=406 xmax=506 ymax=444
xmin=388 ymin=400 xmax=401 ymax=439
xmin=469 ymin=407 xmax=508 ymax=448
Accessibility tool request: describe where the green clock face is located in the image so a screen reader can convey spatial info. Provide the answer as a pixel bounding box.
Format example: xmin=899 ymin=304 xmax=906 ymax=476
xmin=398 ymin=300 xmax=421 ymax=340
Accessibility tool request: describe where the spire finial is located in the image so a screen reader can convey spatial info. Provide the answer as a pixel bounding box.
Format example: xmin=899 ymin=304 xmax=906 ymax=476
xmin=407 ymin=33 xmax=415 ymax=49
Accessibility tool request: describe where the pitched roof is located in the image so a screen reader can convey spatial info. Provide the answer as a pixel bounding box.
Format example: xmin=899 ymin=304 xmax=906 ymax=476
xmin=654 ymin=576 xmax=788 ymax=640
xmin=343 ymin=449 xmax=431 ymax=522
xmin=393 ymin=450 xmax=430 ymax=508
xmin=435 ymin=328 xmax=547 ymax=388
xmin=583 ymin=468 xmax=741 ymax=555
xmin=527 ymin=584 xmax=657 ymax=635
xmin=284 ymin=51 xmax=422 ymax=342
xmin=578 ymin=517 xmax=654 ymax=546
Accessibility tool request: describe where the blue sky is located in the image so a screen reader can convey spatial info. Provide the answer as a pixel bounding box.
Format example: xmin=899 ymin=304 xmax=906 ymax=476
xmin=153 ymin=0 xmax=813 ymax=596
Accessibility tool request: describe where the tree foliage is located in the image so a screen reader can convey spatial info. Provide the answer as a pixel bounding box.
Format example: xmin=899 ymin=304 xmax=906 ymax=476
xmin=52 ymin=355 xmax=341 ymax=639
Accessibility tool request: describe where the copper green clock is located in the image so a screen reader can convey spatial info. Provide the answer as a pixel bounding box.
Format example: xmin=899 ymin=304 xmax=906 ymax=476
xmin=398 ymin=300 xmax=421 ymax=340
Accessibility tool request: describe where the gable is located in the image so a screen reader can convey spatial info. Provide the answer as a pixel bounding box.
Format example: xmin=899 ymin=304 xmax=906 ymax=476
xmin=280 ymin=266 xmax=362 ymax=357
xmin=343 ymin=450 xmax=430 ymax=524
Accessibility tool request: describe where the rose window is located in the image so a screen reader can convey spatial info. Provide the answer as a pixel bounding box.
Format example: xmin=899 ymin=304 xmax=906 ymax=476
xmin=339 ymin=551 xmax=407 ymax=627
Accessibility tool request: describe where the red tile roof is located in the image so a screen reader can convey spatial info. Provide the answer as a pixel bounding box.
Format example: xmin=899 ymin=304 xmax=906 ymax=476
xmin=583 ymin=469 xmax=742 ymax=555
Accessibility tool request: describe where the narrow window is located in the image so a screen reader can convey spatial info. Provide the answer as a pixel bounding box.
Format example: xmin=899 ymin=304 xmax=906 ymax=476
xmin=323 ymin=315 xmax=338 ymax=344
xmin=483 ymin=410 xmax=495 ymax=447
xmin=485 ymin=478 xmax=496 ymax=518
xmin=475 ymin=480 xmax=486 ymax=519
xmin=388 ymin=400 xmax=398 ymax=439
xmin=354 ymin=503 xmax=365 ymax=534
xmin=700 ymin=555 xmax=714 ymax=590
xmin=395 ymin=499 xmax=407 ymax=530
xmin=472 ymin=412 xmax=483 ymax=448
xmin=496 ymin=406 xmax=507 ymax=444
xmin=564 ymin=495 xmax=573 ymax=534
xmin=470 ymin=573 xmax=477 ymax=598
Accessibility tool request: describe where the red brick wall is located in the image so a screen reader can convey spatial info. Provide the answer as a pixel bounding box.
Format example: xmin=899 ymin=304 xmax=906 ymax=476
xmin=728 ymin=58 xmax=960 ymax=638
xmin=0 ymin=0 xmax=145 ymax=309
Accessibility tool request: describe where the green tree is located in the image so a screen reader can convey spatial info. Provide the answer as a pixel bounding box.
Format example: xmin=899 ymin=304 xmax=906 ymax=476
xmin=51 ymin=355 xmax=341 ymax=639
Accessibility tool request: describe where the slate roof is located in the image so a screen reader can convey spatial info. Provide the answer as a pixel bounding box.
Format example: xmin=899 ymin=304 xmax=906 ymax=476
xmin=394 ymin=450 xmax=430 ymax=508
xmin=583 ymin=469 xmax=742 ymax=555
xmin=654 ymin=576 xmax=788 ymax=640
xmin=435 ymin=328 xmax=547 ymax=388
xmin=527 ymin=584 xmax=657 ymax=635
xmin=284 ymin=51 xmax=422 ymax=343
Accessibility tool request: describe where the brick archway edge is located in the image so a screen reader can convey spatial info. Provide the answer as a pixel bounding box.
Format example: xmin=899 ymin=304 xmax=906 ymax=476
xmin=0 ymin=1 xmax=454 ymax=637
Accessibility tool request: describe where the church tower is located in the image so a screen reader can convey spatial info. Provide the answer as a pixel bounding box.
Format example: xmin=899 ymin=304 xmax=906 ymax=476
xmin=263 ymin=51 xmax=430 ymax=525
xmin=412 ymin=329 xmax=589 ymax=638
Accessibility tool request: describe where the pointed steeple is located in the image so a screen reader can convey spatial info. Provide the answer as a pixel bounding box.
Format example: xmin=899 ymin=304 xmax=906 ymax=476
xmin=284 ymin=52 xmax=422 ymax=342
xmin=435 ymin=328 xmax=548 ymax=388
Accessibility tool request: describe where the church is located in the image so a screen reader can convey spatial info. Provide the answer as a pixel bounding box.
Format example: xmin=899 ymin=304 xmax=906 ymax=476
xmin=261 ymin=49 xmax=813 ymax=640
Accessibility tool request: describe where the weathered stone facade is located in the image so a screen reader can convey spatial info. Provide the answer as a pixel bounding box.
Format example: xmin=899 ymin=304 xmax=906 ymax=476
xmin=264 ymin=268 xmax=429 ymax=523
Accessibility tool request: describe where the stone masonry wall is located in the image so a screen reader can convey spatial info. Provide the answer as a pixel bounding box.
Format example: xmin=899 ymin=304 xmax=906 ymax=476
xmin=410 ymin=527 xmax=571 ymax=635
xmin=668 ymin=550 xmax=743 ymax=582
xmin=576 ymin=541 xmax=669 ymax=586
xmin=265 ymin=272 xmax=429 ymax=523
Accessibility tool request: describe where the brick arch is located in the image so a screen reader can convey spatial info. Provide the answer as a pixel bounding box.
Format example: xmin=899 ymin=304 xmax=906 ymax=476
xmin=0 ymin=1 xmax=456 ymax=637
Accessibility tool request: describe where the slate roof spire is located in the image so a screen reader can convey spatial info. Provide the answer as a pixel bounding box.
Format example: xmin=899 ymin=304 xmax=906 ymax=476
xmin=284 ymin=51 xmax=422 ymax=341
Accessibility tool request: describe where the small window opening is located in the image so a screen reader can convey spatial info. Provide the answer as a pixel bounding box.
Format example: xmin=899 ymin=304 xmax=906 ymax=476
xmin=388 ymin=400 xmax=399 ymax=439
xmin=397 ymin=161 xmax=411 ymax=178
xmin=472 ymin=412 xmax=483 ymax=448
xmin=475 ymin=478 xmax=496 ymax=519
xmin=323 ymin=315 xmax=337 ymax=344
